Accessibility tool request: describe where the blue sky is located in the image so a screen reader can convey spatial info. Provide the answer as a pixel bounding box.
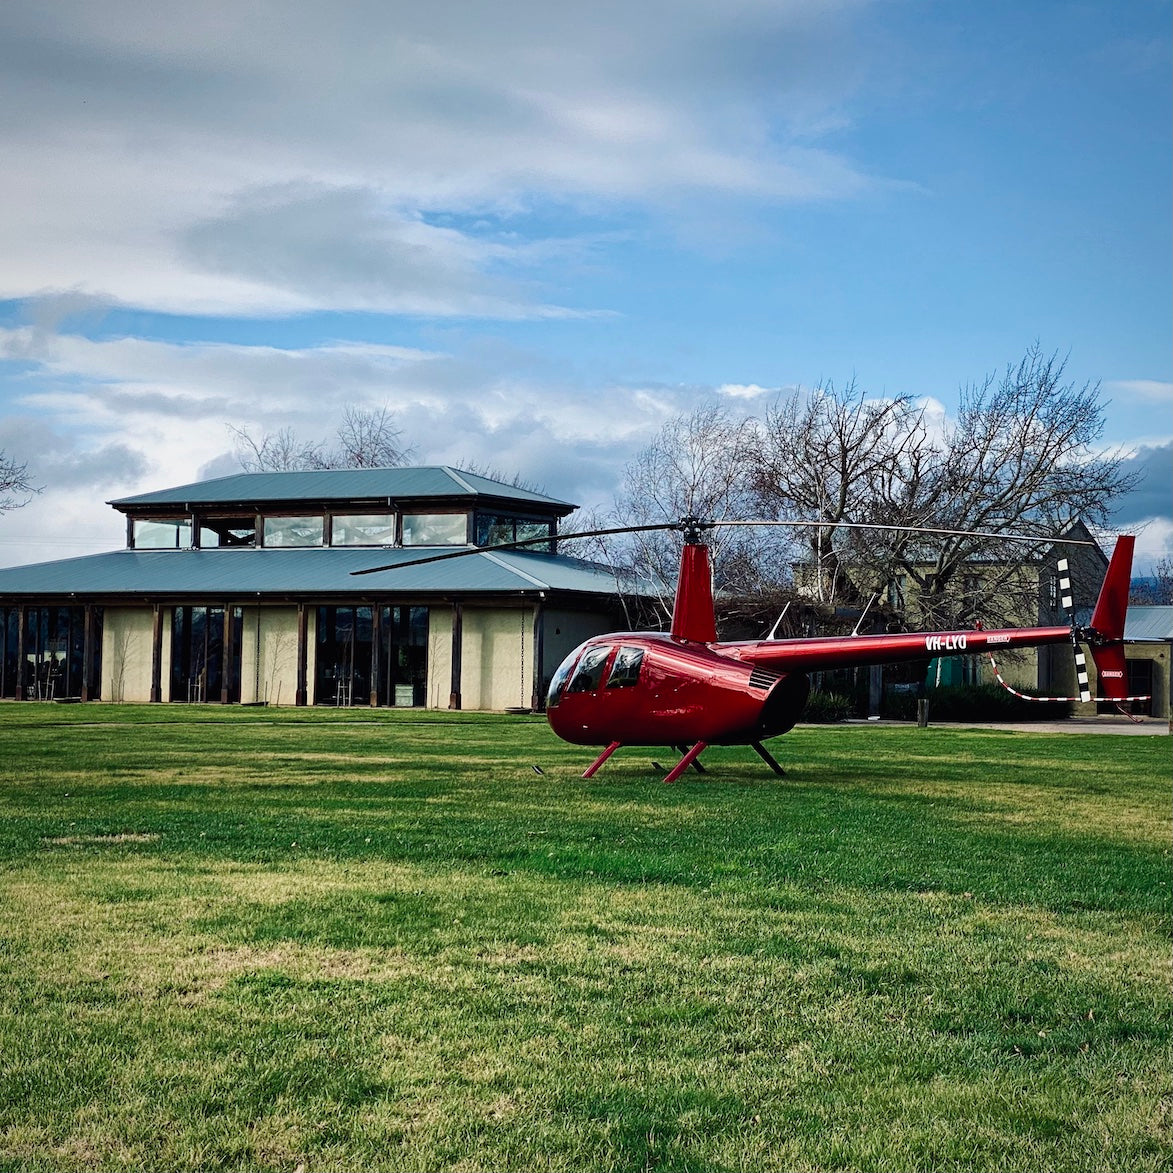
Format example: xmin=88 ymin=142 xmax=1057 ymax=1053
xmin=0 ymin=0 xmax=1168 ymax=568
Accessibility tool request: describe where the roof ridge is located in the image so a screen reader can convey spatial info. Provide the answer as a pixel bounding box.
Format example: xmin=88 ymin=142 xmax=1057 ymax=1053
xmin=480 ymin=550 xmax=550 ymax=589
xmin=443 ymin=466 xmax=478 ymax=493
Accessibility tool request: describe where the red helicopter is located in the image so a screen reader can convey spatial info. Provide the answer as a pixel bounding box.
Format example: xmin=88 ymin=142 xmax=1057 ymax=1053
xmin=358 ymin=518 xmax=1138 ymax=782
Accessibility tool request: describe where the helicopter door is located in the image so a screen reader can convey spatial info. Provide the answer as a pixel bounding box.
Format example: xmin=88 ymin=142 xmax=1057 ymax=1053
xmin=604 ymin=646 xmax=644 ymax=688
xmin=566 ymin=645 xmax=613 ymax=694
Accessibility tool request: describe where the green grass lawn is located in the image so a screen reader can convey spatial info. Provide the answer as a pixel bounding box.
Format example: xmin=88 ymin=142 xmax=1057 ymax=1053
xmin=0 ymin=705 xmax=1168 ymax=1172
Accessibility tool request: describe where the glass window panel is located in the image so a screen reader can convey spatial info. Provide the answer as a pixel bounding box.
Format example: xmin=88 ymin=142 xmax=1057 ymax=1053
xmin=605 ymin=646 xmax=644 ymax=688
xmin=133 ymin=519 xmax=192 ymax=549
xmin=515 ymin=521 xmax=554 ymax=552
xmin=473 ymin=515 xmax=554 ymax=550
xmin=332 ymin=513 xmax=397 ymax=546
xmin=263 ymin=515 xmax=324 ymax=547
xmin=475 ymin=514 xmax=512 ymax=547
xmin=567 ymin=646 xmax=612 ymax=694
xmin=546 ymin=654 xmax=577 ymax=709
xmin=402 ymin=513 xmax=467 ymax=546
xmin=199 ymin=518 xmax=256 ymax=547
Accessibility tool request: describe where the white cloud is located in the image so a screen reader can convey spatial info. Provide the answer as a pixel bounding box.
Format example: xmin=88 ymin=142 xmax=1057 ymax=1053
xmin=0 ymin=1 xmax=879 ymax=317
xmin=0 ymin=325 xmax=723 ymax=565
xmin=717 ymin=383 xmax=775 ymax=399
xmin=1131 ymin=517 xmax=1173 ymax=575
xmin=1104 ymin=379 xmax=1173 ymax=404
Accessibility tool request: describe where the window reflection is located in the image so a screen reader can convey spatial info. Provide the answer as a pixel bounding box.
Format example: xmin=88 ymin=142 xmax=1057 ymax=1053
xmin=402 ymin=513 xmax=467 ymax=546
xmin=331 ymin=513 xmax=396 ymax=546
xmin=605 ymin=646 xmax=644 ymax=688
xmin=546 ymin=654 xmax=578 ymax=708
xmin=263 ymin=515 xmax=324 ymax=547
xmin=567 ymin=646 xmax=611 ymax=694
xmin=133 ymin=519 xmax=192 ymax=549
xmin=474 ymin=513 xmax=554 ymax=551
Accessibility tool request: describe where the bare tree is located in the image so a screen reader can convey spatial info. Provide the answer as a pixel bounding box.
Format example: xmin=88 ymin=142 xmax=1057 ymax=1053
xmin=230 ymin=425 xmax=328 ymax=472
xmin=749 ymin=382 xmax=929 ymax=607
xmin=1130 ymin=555 xmax=1173 ymax=605
xmin=610 ymin=404 xmax=787 ymax=626
xmin=879 ymin=347 xmax=1135 ymax=628
xmin=456 ymin=461 xmax=546 ymax=495
xmin=748 ymin=346 xmax=1137 ymax=630
xmin=334 ymin=404 xmax=412 ymax=469
xmin=0 ymin=450 xmax=38 ymax=515
xmin=231 ymin=404 xmax=411 ymax=472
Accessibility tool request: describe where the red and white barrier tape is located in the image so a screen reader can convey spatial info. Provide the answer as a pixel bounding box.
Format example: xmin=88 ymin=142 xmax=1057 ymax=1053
xmin=985 ymin=652 xmax=1151 ymax=706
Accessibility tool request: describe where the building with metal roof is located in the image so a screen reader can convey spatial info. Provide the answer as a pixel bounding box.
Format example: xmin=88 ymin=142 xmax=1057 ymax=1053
xmin=0 ymin=467 xmax=641 ymax=711
xmin=1119 ymin=605 xmax=1172 ymax=720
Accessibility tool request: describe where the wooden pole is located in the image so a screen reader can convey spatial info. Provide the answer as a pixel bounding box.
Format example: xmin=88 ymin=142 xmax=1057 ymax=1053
xmin=295 ymin=603 xmax=308 ymax=706
xmin=149 ymin=604 xmax=163 ymax=703
xmin=449 ymin=602 xmax=463 ymax=710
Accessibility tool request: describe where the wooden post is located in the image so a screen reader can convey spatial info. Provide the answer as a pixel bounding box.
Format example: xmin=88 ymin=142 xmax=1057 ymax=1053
xmin=220 ymin=605 xmax=232 ymax=704
xmin=149 ymin=604 xmax=163 ymax=703
xmin=81 ymin=604 xmax=93 ymax=702
xmin=531 ymin=601 xmax=545 ymax=711
xmin=15 ymin=604 xmax=25 ymax=701
xmin=369 ymin=604 xmax=381 ymax=707
xmin=449 ymin=602 xmax=463 ymax=710
xmin=295 ymin=603 xmax=309 ymax=706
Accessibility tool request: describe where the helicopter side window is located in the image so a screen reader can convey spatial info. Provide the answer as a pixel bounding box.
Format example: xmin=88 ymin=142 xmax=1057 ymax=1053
xmin=567 ymin=646 xmax=612 ymax=694
xmin=605 ymin=646 xmax=644 ymax=688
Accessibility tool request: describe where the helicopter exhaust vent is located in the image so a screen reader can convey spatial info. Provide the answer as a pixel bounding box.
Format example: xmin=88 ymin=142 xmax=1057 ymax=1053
xmin=749 ymin=666 xmax=782 ymax=691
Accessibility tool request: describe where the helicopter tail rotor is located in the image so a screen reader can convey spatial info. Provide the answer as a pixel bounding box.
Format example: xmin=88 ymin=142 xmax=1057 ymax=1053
xmin=1055 ymin=557 xmax=1092 ymax=703
xmin=987 ymin=536 xmax=1145 ymax=711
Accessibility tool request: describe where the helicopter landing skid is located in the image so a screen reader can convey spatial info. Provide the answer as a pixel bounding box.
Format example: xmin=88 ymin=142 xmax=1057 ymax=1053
xmin=581 ymin=740 xmax=622 ymax=779
xmin=663 ymin=742 xmax=709 ymax=783
xmin=674 ymin=745 xmax=708 ymax=773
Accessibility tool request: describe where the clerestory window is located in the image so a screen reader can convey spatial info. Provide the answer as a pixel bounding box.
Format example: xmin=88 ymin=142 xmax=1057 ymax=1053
xmin=402 ymin=513 xmax=468 ymax=546
xmin=132 ymin=518 xmax=192 ymax=549
xmin=331 ymin=513 xmax=397 ymax=546
xmin=263 ymin=516 xmax=324 ymax=547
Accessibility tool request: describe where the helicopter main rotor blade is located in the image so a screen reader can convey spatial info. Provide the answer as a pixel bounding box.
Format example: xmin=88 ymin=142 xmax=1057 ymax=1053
xmin=710 ymin=519 xmax=1098 ymax=547
xmin=350 ymin=521 xmax=674 ymax=575
xmin=351 ymin=515 xmax=1096 ymax=577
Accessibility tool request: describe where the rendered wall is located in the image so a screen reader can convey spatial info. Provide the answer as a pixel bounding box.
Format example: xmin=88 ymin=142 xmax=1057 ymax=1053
xmin=426 ymin=609 xmax=453 ymax=709
xmin=542 ymin=608 xmax=621 ymax=687
xmin=239 ymin=607 xmax=301 ymax=706
xmin=461 ymin=607 xmax=534 ymax=711
xmin=101 ymin=607 xmax=169 ymax=703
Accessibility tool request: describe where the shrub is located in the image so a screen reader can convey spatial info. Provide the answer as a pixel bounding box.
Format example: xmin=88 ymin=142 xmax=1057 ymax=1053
xmin=803 ymin=690 xmax=855 ymax=723
xmin=885 ymin=683 xmax=1072 ymax=723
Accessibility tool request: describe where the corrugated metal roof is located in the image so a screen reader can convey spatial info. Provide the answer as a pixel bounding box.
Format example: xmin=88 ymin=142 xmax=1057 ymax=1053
xmin=0 ymin=545 xmax=634 ymax=600
xmin=108 ymin=466 xmax=575 ymax=510
xmin=1125 ymin=605 xmax=1173 ymax=642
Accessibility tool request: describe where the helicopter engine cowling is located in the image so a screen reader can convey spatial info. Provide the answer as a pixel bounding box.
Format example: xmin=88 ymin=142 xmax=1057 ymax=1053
xmin=749 ymin=669 xmax=811 ymax=741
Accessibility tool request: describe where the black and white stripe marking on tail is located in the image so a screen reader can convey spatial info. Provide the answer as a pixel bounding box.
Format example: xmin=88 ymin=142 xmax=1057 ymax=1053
xmin=1073 ymin=648 xmax=1091 ymax=703
xmin=1056 ymin=558 xmax=1074 ymax=613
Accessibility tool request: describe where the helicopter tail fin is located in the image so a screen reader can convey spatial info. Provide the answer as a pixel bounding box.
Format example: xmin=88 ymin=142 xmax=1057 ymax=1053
xmin=1086 ymin=535 xmax=1134 ymax=702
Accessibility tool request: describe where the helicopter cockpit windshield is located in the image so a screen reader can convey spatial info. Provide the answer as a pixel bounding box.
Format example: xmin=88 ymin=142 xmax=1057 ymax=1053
xmin=548 ymin=643 xmax=648 ymax=708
